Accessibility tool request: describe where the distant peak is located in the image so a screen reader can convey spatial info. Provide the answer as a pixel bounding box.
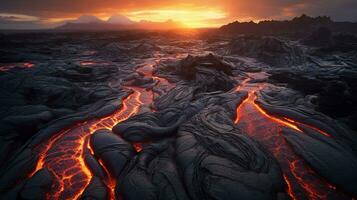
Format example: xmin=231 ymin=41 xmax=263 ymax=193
xmin=107 ymin=14 xmax=134 ymax=25
xmin=73 ymin=15 xmax=104 ymax=24
xmin=292 ymin=14 xmax=332 ymax=23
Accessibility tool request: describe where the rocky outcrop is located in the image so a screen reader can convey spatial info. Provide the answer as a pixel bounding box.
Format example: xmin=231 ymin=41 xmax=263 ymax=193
xmin=302 ymin=27 xmax=333 ymax=47
xmin=80 ymin=177 xmax=109 ymax=200
xmin=283 ymin=127 xmax=357 ymax=197
xmin=228 ymin=36 xmax=305 ymax=67
xmin=19 ymin=168 xmax=54 ymax=200
xmin=175 ymin=98 xmax=286 ymax=200
xmin=1 ymin=27 xmax=357 ymax=200
xmin=164 ymin=54 xmax=236 ymax=94
xmin=90 ymin=129 xmax=135 ymax=178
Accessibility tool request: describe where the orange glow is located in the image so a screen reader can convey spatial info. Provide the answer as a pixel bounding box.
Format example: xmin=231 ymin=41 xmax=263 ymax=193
xmin=284 ymin=174 xmax=298 ymax=200
xmin=133 ymin=143 xmax=143 ymax=152
xmin=126 ymin=8 xmax=227 ymax=28
xmin=234 ymin=94 xmax=250 ymax=124
xmin=0 ymin=62 xmax=34 ymax=72
xmin=284 ymin=117 xmax=331 ymax=137
xmin=29 ymin=57 xmax=175 ymax=199
xmin=31 ymin=85 xmax=145 ymax=200
xmin=80 ymin=61 xmax=95 ymax=66
xmin=98 ymin=159 xmax=116 ymax=200
xmin=23 ymin=62 xmax=35 ymax=68
xmin=233 ymin=78 xmax=348 ymax=199
xmin=234 ymin=90 xmax=301 ymax=132
xmin=234 ymin=78 xmax=251 ymax=92
xmin=252 ymin=99 xmax=302 ymax=132
xmin=289 ymin=159 xmax=340 ymax=199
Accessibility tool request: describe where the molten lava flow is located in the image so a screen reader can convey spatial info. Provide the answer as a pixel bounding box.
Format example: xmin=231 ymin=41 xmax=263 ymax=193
xmin=284 ymin=175 xmax=298 ymax=200
xmin=132 ymin=143 xmax=143 ymax=152
xmin=234 ymin=78 xmax=251 ymax=92
xmin=283 ymin=117 xmax=331 ymax=137
xmin=0 ymin=62 xmax=34 ymax=72
xmin=23 ymin=62 xmax=35 ymax=68
xmin=29 ymin=59 xmax=174 ymax=200
xmin=252 ymin=98 xmax=302 ymax=132
xmin=234 ymin=78 xmax=350 ymax=200
xmin=31 ymin=88 xmax=148 ymax=200
xmin=98 ymin=159 xmax=116 ymax=200
xmin=80 ymin=61 xmax=95 ymax=66
xmin=234 ymin=94 xmax=250 ymax=124
xmin=136 ymin=62 xmax=175 ymax=92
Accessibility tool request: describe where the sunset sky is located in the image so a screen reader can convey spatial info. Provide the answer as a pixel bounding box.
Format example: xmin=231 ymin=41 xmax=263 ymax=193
xmin=1 ymin=0 xmax=357 ymax=29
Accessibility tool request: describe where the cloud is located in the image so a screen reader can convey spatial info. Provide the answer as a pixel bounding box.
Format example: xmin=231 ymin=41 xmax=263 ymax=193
xmin=0 ymin=0 xmax=356 ymax=19
xmin=280 ymin=0 xmax=357 ymax=21
xmin=0 ymin=13 xmax=39 ymax=22
xmin=0 ymin=17 xmax=41 ymax=29
xmin=0 ymin=0 xmax=356 ymax=29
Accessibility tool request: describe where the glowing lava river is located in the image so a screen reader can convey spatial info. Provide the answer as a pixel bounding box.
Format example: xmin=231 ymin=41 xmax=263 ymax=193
xmin=8 ymin=56 xmax=355 ymax=200
xmin=234 ymin=73 xmax=352 ymax=200
xmin=28 ymin=58 xmax=175 ymax=200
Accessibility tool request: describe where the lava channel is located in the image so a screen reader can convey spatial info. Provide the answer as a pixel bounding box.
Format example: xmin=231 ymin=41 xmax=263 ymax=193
xmin=234 ymin=80 xmax=351 ymax=200
xmin=29 ymin=60 xmax=174 ymax=200
xmin=0 ymin=62 xmax=35 ymax=72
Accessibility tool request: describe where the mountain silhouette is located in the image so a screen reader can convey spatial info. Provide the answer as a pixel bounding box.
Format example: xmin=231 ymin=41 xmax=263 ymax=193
xmin=57 ymin=15 xmax=183 ymax=30
xmin=219 ymin=14 xmax=357 ymax=35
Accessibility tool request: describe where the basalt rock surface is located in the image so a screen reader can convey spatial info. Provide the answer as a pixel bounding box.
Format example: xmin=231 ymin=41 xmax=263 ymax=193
xmin=1 ymin=30 xmax=357 ymax=200
xmin=175 ymin=99 xmax=286 ymax=200
xmin=162 ymin=54 xmax=237 ymax=94
xmin=228 ymin=36 xmax=306 ymax=67
xmin=90 ymin=129 xmax=135 ymax=178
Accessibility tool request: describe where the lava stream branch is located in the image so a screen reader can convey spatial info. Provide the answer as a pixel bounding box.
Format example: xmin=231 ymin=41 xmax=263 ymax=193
xmin=234 ymin=81 xmax=348 ymax=200
xmin=27 ymin=59 xmax=175 ymax=200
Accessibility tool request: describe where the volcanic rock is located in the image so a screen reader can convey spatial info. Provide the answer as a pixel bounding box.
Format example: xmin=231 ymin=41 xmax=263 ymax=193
xmin=177 ymin=54 xmax=233 ymax=79
xmin=317 ymin=80 xmax=353 ymax=117
xmin=228 ymin=36 xmax=305 ymax=67
xmin=112 ymin=108 xmax=186 ymax=142
xmin=90 ymin=129 xmax=135 ymax=178
xmin=268 ymin=70 xmax=325 ymax=94
xmin=302 ymin=26 xmax=333 ymax=47
xmin=166 ymin=54 xmax=236 ymax=94
xmin=117 ymin=141 xmax=189 ymax=200
xmin=20 ymin=168 xmax=54 ymax=200
xmin=154 ymin=85 xmax=195 ymax=111
xmin=2 ymin=26 xmax=357 ymax=200
xmin=283 ymin=127 xmax=357 ymax=196
xmin=175 ymin=97 xmax=286 ymax=199
xmin=80 ymin=177 xmax=108 ymax=200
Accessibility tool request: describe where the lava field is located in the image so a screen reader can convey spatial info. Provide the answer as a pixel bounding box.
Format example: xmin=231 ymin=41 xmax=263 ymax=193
xmin=0 ymin=30 xmax=357 ymax=200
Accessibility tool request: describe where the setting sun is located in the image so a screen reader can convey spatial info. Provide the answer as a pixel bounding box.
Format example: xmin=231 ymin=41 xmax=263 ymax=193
xmin=2 ymin=0 xmax=357 ymax=200
xmin=125 ymin=8 xmax=227 ymax=28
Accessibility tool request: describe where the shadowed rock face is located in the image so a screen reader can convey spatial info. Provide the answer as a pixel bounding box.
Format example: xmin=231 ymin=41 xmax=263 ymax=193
xmin=20 ymin=168 xmax=54 ymax=200
xmin=1 ymin=30 xmax=357 ymax=200
xmin=283 ymin=127 xmax=357 ymax=197
xmin=302 ymin=27 xmax=357 ymax=52
xmin=90 ymin=129 xmax=135 ymax=178
xmin=80 ymin=176 xmax=108 ymax=200
xmin=268 ymin=63 xmax=357 ymax=130
xmin=112 ymin=91 xmax=286 ymax=200
xmin=169 ymin=54 xmax=236 ymax=94
xmin=175 ymin=103 xmax=285 ymax=200
xmin=178 ymin=54 xmax=233 ymax=79
xmin=228 ymin=36 xmax=305 ymax=67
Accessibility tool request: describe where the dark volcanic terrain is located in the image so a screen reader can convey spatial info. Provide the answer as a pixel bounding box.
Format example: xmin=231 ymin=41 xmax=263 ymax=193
xmin=0 ymin=24 xmax=357 ymax=200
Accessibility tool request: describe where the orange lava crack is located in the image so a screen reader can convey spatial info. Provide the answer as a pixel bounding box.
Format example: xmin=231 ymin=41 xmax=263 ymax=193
xmin=284 ymin=174 xmax=298 ymax=200
xmin=234 ymin=79 xmax=348 ymax=200
xmin=0 ymin=62 xmax=35 ymax=72
xmin=28 ymin=59 xmax=175 ymax=200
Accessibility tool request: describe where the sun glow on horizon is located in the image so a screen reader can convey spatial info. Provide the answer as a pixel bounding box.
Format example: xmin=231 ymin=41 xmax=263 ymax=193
xmin=125 ymin=8 xmax=228 ymax=28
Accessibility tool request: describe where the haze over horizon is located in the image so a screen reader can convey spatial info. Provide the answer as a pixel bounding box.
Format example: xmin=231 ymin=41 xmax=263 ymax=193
xmin=0 ymin=0 xmax=357 ymax=29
